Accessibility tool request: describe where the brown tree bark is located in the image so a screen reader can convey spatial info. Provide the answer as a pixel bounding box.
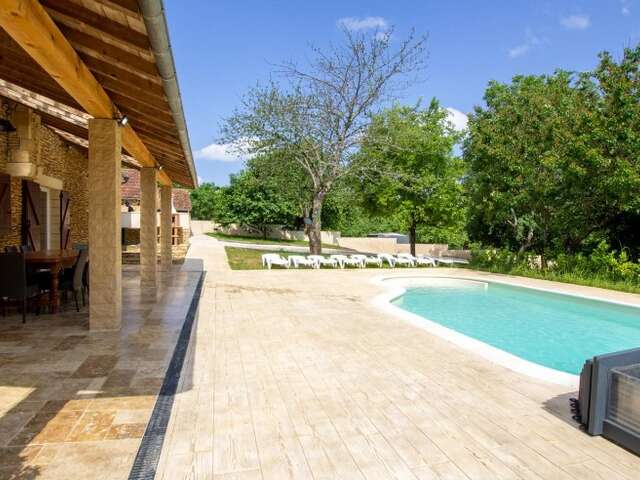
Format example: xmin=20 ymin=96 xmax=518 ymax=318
xmin=308 ymin=192 xmax=325 ymax=254
xmin=409 ymin=214 xmax=417 ymax=257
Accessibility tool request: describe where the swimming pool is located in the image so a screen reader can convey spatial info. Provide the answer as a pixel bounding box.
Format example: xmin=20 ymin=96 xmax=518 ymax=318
xmin=391 ymin=278 xmax=640 ymax=375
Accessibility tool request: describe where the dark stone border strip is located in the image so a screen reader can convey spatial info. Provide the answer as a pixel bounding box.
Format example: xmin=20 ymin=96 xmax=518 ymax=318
xmin=128 ymin=271 xmax=206 ymax=480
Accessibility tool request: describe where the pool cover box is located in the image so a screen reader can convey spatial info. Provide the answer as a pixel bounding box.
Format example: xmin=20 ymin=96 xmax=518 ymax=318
xmin=576 ymin=347 xmax=640 ymax=455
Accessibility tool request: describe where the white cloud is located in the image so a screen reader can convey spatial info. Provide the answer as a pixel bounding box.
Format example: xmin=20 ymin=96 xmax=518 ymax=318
xmin=197 ymin=175 xmax=204 ymax=184
xmin=337 ymin=16 xmax=388 ymax=31
xmin=194 ymin=142 xmax=248 ymax=163
xmin=622 ymin=0 xmax=631 ymax=15
xmin=508 ymin=31 xmax=542 ymax=58
xmin=508 ymin=44 xmax=532 ymax=58
xmin=560 ymin=14 xmax=591 ymax=30
xmin=446 ymin=108 xmax=468 ymax=132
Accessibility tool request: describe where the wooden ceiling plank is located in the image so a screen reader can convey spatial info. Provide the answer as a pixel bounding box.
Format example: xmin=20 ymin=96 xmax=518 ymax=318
xmin=80 ymin=54 xmax=164 ymax=93
xmin=59 ymin=25 xmax=159 ymax=78
xmin=0 ymin=0 xmax=171 ymax=186
xmin=0 ymin=64 xmax=83 ymax=110
xmin=93 ymin=71 xmax=168 ymax=106
xmin=115 ymin=100 xmax=177 ymax=129
xmin=40 ymin=0 xmax=149 ymax=50
xmin=91 ymin=0 xmax=140 ymax=15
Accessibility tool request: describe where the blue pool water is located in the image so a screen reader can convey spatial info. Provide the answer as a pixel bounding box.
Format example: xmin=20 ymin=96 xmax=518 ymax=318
xmin=392 ymin=280 xmax=640 ymax=374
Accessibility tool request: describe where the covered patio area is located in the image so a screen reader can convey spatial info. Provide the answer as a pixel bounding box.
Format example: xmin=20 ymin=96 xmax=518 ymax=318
xmin=0 ymin=0 xmax=197 ymax=329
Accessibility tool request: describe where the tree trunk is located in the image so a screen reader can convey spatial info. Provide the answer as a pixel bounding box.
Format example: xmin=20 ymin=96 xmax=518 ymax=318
xmin=309 ymin=192 xmax=325 ymax=254
xmin=409 ymin=216 xmax=417 ymax=257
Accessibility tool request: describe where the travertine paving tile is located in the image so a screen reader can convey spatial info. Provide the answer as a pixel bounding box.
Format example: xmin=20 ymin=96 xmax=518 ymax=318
xmin=0 ymin=267 xmax=202 ymax=478
xmin=156 ymin=236 xmax=640 ymax=480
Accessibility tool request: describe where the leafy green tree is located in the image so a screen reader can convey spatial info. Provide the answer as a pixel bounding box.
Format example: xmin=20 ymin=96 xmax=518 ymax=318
xmin=465 ymin=44 xmax=640 ymax=258
xmin=189 ymin=183 xmax=224 ymax=220
xmin=218 ymin=170 xmax=296 ymax=239
xmin=356 ymin=100 xmax=466 ymax=255
xmin=220 ymin=29 xmax=427 ymax=253
xmin=245 ymin=150 xmax=313 ymax=228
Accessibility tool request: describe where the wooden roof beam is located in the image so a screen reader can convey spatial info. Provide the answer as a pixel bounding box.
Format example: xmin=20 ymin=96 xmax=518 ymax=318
xmin=40 ymin=0 xmax=149 ymax=50
xmin=0 ymin=0 xmax=171 ymax=186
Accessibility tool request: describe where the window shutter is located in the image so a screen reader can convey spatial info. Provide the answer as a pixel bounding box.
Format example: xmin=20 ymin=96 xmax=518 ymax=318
xmin=0 ymin=174 xmax=10 ymax=231
xmin=60 ymin=191 xmax=71 ymax=249
xmin=23 ymin=180 xmax=42 ymax=251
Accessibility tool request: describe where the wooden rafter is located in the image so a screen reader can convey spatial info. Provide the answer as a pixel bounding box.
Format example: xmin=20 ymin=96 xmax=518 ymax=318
xmin=59 ymin=25 xmax=159 ymax=78
xmin=40 ymin=0 xmax=149 ymax=50
xmin=0 ymin=0 xmax=171 ymax=185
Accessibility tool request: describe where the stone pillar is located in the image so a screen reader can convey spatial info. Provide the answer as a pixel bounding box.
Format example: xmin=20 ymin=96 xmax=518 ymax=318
xmin=140 ymin=167 xmax=157 ymax=289
xmin=160 ymin=185 xmax=172 ymax=270
xmin=88 ymin=119 xmax=121 ymax=330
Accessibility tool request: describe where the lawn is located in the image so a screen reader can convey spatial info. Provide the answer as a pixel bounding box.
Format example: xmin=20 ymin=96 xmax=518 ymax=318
xmin=225 ymin=247 xmax=303 ymax=270
xmin=209 ymin=232 xmax=340 ymax=248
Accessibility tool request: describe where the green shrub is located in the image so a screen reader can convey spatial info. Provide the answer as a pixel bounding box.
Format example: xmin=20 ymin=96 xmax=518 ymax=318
xmin=469 ymin=242 xmax=640 ymax=293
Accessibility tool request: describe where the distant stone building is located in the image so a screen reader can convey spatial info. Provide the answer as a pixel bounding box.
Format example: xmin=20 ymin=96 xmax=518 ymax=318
xmin=121 ymin=168 xmax=192 ymax=245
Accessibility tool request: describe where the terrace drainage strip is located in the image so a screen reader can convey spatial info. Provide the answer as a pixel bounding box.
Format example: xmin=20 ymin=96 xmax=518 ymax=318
xmin=128 ymin=271 xmax=205 ymax=480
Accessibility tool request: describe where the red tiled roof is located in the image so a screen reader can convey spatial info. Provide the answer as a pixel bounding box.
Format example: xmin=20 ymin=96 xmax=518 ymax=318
xmin=172 ymin=189 xmax=192 ymax=211
xmin=122 ymin=168 xmax=141 ymax=200
xmin=121 ymin=168 xmax=191 ymax=211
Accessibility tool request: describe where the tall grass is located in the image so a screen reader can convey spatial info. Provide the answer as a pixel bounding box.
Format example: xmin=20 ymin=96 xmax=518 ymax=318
xmin=469 ymin=243 xmax=640 ymax=294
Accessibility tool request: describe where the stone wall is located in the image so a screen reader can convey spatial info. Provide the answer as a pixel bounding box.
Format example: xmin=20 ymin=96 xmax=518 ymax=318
xmin=0 ymin=100 xmax=89 ymax=250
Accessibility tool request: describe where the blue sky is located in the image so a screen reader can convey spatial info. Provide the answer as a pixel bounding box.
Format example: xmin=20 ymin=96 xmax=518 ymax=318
xmin=165 ymin=0 xmax=639 ymax=186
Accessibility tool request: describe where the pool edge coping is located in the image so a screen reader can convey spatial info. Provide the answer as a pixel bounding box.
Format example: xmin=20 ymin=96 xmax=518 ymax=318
xmin=371 ymin=273 xmax=584 ymax=388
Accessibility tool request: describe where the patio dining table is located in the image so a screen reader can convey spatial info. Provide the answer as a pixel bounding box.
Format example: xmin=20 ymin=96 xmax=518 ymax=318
xmin=25 ymin=249 xmax=78 ymax=313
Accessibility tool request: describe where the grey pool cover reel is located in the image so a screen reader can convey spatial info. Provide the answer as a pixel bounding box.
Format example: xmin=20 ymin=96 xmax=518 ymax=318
xmin=573 ymin=347 xmax=640 ymax=455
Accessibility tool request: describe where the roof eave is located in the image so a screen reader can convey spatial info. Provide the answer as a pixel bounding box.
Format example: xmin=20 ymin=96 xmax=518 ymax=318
xmin=138 ymin=0 xmax=198 ymax=188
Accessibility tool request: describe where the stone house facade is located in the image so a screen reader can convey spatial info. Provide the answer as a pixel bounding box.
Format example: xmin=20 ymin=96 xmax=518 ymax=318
xmin=0 ymin=98 xmax=89 ymax=251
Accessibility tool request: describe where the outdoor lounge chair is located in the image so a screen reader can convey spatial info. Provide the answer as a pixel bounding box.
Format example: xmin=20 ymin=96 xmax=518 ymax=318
xmin=421 ymin=254 xmax=469 ymax=266
xmin=261 ymin=253 xmax=289 ymax=269
xmin=398 ymin=253 xmax=436 ymax=267
xmin=393 ymin=254 xmax=415 ymax=267
xmin=287 ymin=255 xmax=316 ymax=269
xmin=377 ymin=253 xmax=397 ymax=267
xmin=350 ymin=254 xmax=383 ymax=268
xmin=307 ymin=255 xmax=338 ymax=268
xmin=329 ymin=254 xmax=361 ymax=269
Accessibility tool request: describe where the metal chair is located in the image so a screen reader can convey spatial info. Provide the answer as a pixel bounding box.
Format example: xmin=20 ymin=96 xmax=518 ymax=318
xmin=0 ymin=253 xmax=42 ymax=323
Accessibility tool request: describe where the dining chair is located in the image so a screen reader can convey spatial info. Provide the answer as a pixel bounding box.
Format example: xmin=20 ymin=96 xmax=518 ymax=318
xmin=19 ymin=244 xmax=33 ymax=253
xmin=60 ymin=249 xmax=89 ymax=312
xmin=0 ymin=253 xmax=42 ymax=323
xmin=4 ymin=246 xmax=19 ymax=253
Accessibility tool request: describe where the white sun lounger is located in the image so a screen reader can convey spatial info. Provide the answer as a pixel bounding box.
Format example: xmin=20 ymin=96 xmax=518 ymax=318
xmin=330 ymin=254 xmax=361 ymax=269
xmin=262 ymin=253 xmax=289 ymax=269
xmin=398 ymin=253 xmax=436 ymax=267
xmin=287 ymin=255 xmax=316 ymax=269
xmin=308 ymin=255 xmax=338 ymax=268
xmin=377 ymin=253 xmax=397 ymax=267
xmin=421 ymin=254 xmax=469 ymax=266
xmin=350 ymin=254 xmax=383 ymax=268
xmin=391 ymin=254 xmax=415 ymax=267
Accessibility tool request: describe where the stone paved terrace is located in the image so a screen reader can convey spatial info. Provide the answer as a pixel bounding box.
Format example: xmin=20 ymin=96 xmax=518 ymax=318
xmin=0 ymin=264 xmax=203 ymax=479
xmin=158 ymin=236 xmax=640 ymax=480
xmin=3 ymin=236 xmax=640 ymax=479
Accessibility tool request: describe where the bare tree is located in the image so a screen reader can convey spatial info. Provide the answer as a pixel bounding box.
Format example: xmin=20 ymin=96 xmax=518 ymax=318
xmin=221 ymin=28 xmax=427 ymax=253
